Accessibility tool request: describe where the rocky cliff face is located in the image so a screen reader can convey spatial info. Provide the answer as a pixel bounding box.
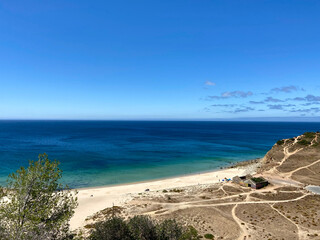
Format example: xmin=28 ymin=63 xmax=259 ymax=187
xmin=260 ymin=132 xmax=320 ymax=185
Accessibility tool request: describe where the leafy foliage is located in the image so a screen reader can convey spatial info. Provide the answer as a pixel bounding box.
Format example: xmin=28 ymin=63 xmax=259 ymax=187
xmin=89 ymin=215 xmax=200 ymax=240
xmin=204 ymin=233 xmax=214 ymax=239
xmin=276 ymin=140 xmax=285 ymax=145
xmin=128 ymin=215 xmax=158 ymax=240
xmin=180 ymin=226 xmax=201 ymax=240
xmin=251 ymin=177 xmax=266 ymax=183
xmin=0 ymin=153 xmax=78 ymax=240
xmin=303 ymin=132 xmax=316 ymax=139
xmin=89 ymin=217 xmax=134 ymax=240
xmin=298 ymin=139 xmax=311 ymax=146
xmin=156 ymin=219 xmax=183 ymax=239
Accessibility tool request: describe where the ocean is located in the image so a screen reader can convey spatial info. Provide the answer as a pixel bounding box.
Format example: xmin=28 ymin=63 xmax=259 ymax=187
xmin=0 ymin=120 xmax=319 ymax=188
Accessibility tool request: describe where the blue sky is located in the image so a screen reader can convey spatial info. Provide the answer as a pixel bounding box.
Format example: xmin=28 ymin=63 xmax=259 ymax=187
xmin=0 ymin=0 xmax=320 ymax=120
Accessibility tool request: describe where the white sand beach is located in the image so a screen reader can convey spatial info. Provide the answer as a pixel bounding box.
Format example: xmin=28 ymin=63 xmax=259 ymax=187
xmin=70 ymin=164 xmax=258 ymax=230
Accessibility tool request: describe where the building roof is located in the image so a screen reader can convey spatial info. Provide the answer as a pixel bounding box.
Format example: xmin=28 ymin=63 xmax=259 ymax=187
xmin=250 ymin=177 xmax=267 ymax=183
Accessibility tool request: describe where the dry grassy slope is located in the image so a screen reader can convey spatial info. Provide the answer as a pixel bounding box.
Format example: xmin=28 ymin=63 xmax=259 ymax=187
xmin=261 ymin=132 xmax=320 ymax=184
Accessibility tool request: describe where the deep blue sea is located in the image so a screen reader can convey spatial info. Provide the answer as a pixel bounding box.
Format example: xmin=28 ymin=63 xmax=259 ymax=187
xmin=0 ymin=121 xmax=319 ymax=188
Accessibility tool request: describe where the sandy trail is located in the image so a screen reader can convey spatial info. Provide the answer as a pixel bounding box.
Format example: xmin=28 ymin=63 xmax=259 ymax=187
xmin=142 ymin=187 xmax=309 ymax=216
xmin=269 ymin=203 xmax=301 ymax=240
xmin=232 ymin=204 xmax=248 ymax=240
xmin=288 ymin=158 xmax=320 ymax=178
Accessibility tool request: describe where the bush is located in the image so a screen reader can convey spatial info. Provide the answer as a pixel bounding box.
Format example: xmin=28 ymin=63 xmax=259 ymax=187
xmin=89 ymin=216 xmax=200 ymax=240
xmin=128 ymin=215 xmax=158 ymax=240
xmin=204 ymin=233 xmax=214 ymax=239
xmin=89 ymin=217 xmax=134 ymax=240
xmin=156 ymin=219 xmax=183 ymax=240
xmin=303 ymin=132 xmax=316 ymax=138
xmin=180 ymin=226 xmax=201 ymax=240
xmin=298 ymin=139 xmax=311 ymax=146
xmin=276 ymin=140 xmax=285 ymax=145
xmin=170 ymin=188 xmax=184 ymax=193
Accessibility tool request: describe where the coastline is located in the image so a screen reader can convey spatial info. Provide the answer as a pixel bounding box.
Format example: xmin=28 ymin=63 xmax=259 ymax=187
xmin=70 ymin=159 xmax=260 ymax=230
xmin=72 ymin=158 xmax=263 ymax=191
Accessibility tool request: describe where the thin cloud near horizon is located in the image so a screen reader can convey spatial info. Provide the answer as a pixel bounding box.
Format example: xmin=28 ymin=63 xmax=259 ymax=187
xmin=206 ymin=85 xmax=320 ymax=116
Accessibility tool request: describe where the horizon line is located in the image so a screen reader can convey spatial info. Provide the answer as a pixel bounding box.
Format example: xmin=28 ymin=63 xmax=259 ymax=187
xmin=0 ymin=117 xmax=320 ymax=122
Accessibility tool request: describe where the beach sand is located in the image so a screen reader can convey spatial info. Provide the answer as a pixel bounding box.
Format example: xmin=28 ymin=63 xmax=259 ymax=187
xmin=70 ymin=163 xmax=258 ymax=230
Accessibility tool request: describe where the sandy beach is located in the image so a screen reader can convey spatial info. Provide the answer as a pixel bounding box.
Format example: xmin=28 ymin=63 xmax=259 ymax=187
xmin=70 ymin=163 xmax=258 ymax=230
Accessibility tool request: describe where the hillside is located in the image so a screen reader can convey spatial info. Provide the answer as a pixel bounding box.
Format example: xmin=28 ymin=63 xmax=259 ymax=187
xmin=261 ymin=132 xmax=320 ymax=185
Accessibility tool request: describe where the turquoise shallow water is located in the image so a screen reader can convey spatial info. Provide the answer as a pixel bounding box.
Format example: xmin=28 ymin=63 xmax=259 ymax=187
xmin=0 ymin=121 xmax=319 ymax=188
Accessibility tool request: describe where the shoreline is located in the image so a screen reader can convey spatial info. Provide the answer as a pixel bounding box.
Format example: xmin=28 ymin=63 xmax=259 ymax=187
xmin=73 ymin=158 xmax=263 ymax=191
xmin=70 ymin=159 xmax=260 ymax=230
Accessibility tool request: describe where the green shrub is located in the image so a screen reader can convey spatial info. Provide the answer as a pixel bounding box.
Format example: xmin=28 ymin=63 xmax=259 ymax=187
xmin=251 ymin=177 xmax=266 ymax=183
xmin=128 ymin=216 xmax=157 ymax=240
xmin=303 ymin=132 xmax=316 ymax=138
xmin=170 ymin=188 xmax=184 ymax=193
xmin=298 ymin=139 xmax=311 ymax=146
xmin=156 ymin=219 xmax=183 ymax=240
xmin=89 ymin=216 xmax=200 ymax=240
xmin=0 ymin=154 xmax=77 ymax=240
xmin=180 ymin=226 xmax=201 ymax=240
xmin=204 ymin=233 xmax=214 ymax=239
xmin=277 ymin=140 xmax=285 ymax=145
xmin=89 ymin=217 xmax=134 ymax=240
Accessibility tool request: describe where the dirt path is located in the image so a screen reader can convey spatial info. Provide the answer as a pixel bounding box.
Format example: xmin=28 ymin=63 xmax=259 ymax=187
xmin=146 ymin=190 xmax=310 ymax=216
xmin=232 ymin=204 xmax=249 ymax=240
xmin=278 ymin=144 xmax=301 ymax=169
xmin=264 ymin=140 xmax=302 ymax=177
xmin=183 ymin=193 xmax=309 ymax=208
xmin=288 ymin=158 xmax=320 ymax=178
xmin=269 ymin=203 xmax=301 ymax=239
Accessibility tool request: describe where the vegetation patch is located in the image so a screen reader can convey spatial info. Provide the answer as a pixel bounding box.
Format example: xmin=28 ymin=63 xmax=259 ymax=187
xmin=170 ymin=188 xmax=184 ymax=193
xmin=0 ymin=154 xmax=78 ymax=240
xmin=298 ymin=139 xmax=311 ymax=146
xmin=251 ymin=177 xmax=266 ymax=183
xmin=303 ymin=132 xmax=316 ymax=139
xmin=312 ymin=142 xmax=320 ymax=148
xmin=277 ymin=140 xmax=285 ymax=145
xmin=89 ymin=216 xmax=201 ymax=240
xmin=204 ymin=233 xmax=214 ymax=239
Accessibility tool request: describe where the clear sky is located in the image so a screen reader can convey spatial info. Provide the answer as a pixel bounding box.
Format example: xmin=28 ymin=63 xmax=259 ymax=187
xmin=1 ymin=0 xmax=320 ymax=120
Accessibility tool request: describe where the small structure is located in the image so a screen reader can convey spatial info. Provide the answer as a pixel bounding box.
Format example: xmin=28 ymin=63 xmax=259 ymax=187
xmin=232 ymin=174 xmax=253 ymax=187
xmin=232 ymin=176 xmax=246 ymax=186
xmin=244 ymin=177 xmax=268 ymax=189
xmin=233 ymin=175 xmax=268 ymax=189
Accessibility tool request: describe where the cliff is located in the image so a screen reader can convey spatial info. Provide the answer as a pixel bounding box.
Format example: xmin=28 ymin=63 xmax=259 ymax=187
xmin=260 ymin=131 xmax=320 ymax=185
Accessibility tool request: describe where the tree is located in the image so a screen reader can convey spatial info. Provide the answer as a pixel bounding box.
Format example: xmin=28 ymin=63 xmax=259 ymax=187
xmin=89 ymin=217 xmax=134 ymax=240
xmin=128 ymin=215 xmax=158 ymax=240
xmin=88 ymin=215 xmax=201 ymax=240
xmin=0 ymin=153 xmax=78 ymax=240
xmin=156 ymin=219 xmax=183 ymax=240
